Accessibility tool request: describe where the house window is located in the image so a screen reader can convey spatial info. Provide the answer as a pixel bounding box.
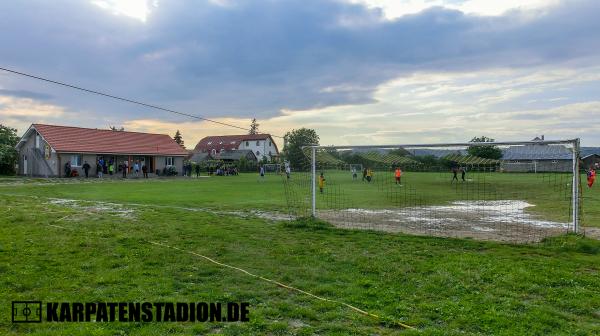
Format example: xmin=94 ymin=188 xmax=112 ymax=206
xmin=36 ymin=134 xmax=40 ymax=148
xmin=230 ymin=141 xmax=236 ymax=144
xmin=552 ymin=160 xmax=558 ymax=164
xmin=211 ymin=149 xmax=216 ymax=155
xmin=269 ymin=141 xmax=271 ymax=147
xmin=245 ymin=141 xmax=249 ymax=146
xmin=219 ymin=141 xmax=223 ymax=145
xmin=269 ymin=151 xmax=272 ymax=155
xmin=256 ymin=151 xmax=260 ymax=156
xmin=256 ymin=141 xmax=260 ymax=146
xmin=70 ymin=154 xmax=82 ymax=167
xmin=166 ymin=157 xmax=174 ymax=166
xmin=207 ymin=141 xmax=212 ymax=145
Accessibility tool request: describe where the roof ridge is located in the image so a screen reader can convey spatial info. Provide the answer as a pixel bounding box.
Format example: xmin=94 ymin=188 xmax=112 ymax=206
xmin=201 ymin=134 xmax=272 ymax=138
xmin=33 ymin=123 xmax=171 ymax=137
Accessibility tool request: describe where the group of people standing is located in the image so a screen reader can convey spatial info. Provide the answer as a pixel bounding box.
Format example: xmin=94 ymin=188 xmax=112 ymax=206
xmin=95 ymin=158 xmax=148 ymax=178
xmin=181 ymin=162 xmax=198 ymax=177
xmin=65 ymin=158 xmax=148 ymax=178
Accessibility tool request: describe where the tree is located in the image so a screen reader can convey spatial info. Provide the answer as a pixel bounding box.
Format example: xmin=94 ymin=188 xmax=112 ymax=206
xmin=109 ymin=125 xmax=124 ymax=131
xmin=249 ymin=118 xmax=259 ymax=135
xmin=282 ymin=128 xmax=319 ymax=170
xmin=173 ymin=130 xmax=184 ymax=147
xmin=413 ymin=155 xmax=440 ymax=167
xmin=0 ymin=124 xmax=19 ymax=175
xmin=389 ymin=148 xmax=410 ymax=156
xmin=468 ymin=136 xmax=502 ymax=160
xmin=324 ymin=146 xmax=340 ymax=159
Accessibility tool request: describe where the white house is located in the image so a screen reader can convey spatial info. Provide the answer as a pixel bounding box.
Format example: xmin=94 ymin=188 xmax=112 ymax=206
xmin=193 ymin=134 xmax=279 ymax=162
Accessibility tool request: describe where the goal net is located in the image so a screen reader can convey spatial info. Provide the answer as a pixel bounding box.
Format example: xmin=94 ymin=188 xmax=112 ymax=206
xmin=344 ymin=163 xmax=364 ymax=173
xmin=282 ymin=140 xmax=582 ymax=243
xmin=262 ymin=163 xmax=283 ymax=173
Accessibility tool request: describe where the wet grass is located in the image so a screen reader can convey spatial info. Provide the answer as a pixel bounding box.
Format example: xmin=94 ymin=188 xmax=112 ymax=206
xmin=2 ymin=171 xmax=597 ymax=227
xmin=0 ymin=180 xmax=599 ymax=335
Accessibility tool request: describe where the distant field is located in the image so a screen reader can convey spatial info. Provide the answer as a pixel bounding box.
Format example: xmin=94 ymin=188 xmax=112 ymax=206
xmin=1 ymin=174 xmax=599 ymax=335
xmin=2 ymin=171 xmax=597 ymax=227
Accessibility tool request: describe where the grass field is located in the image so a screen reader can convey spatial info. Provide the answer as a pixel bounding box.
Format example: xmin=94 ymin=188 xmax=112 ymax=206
xmin=1 ymin=173 xmax=599 ymax=335
xmin=3 ymin=170 xmax=594 ymax=226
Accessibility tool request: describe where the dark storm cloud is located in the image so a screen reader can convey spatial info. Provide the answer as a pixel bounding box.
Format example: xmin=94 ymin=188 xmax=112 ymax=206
xmin=0 ymin=0 xmax=599 ymax=120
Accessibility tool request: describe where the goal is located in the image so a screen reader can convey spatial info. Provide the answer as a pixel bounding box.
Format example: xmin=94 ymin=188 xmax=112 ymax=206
xmin=262 ymin=163 xmax=283 ymax=173
xmin=344 ymin=164 xmax=363 ymax=172
xmin=282 ymin=139 xmax=581 ymax=243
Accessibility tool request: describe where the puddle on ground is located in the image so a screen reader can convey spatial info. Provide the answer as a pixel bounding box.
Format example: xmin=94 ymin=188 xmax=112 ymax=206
xmin=319 ymin=200 xmax=571 ymax=243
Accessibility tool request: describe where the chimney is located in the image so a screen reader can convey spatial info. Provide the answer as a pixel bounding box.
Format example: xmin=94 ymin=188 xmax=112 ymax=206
xmin=541 ymin=135 xmax=544 ymax=140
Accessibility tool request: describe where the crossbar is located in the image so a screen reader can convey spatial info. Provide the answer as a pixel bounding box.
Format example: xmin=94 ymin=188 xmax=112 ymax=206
xmin=303 ymin=139 xmax=578 ymax=150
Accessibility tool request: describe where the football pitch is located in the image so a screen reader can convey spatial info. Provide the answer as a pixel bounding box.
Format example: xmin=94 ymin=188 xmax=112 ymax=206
xmin=1 ymin=174 xmax=599 ymax=335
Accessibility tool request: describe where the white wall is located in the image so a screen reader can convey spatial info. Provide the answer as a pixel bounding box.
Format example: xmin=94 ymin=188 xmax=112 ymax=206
xmin=155 ymin=156 xmax=184 ymax=174
xmin=238 ymin=138 xmax=277 ymax=161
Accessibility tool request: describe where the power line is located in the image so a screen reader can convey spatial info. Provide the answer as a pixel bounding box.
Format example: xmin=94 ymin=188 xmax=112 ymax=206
xmin=0 ymin=66 xmax=283 ymax=138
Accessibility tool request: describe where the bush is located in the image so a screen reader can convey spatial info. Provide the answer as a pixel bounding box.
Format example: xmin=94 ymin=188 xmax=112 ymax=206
xmin=0 ymin=124 xmax=19 ymax=175
xmin=162 ymin=166 xmax=178 ymax=176
xmin=238 ymin=157 xmax=258 ymax=173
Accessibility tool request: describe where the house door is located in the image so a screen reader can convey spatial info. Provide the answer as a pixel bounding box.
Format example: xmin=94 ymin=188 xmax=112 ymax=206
xmin=23 ymin=155 xmax=28 ymax=175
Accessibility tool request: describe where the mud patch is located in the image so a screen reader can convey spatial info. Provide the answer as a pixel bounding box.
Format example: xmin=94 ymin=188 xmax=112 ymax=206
xmin=47 ymin=198 xmax=136 ymax=219
xmin=318 ymin=200 xmax=571 ymax=243
xmin=583 ymin=227 xmax=600 ymax=240
xmin=223 ymin=210 xmax=293 ymax=222
xmin=44 ymin=197 xmax=290 ymax=222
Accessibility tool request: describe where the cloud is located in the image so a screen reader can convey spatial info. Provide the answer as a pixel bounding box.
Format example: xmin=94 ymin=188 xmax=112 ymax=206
xmin=0 ymin=89 xmax=53 ymax=100
xmin=0 ymin=0 xmax=599 ymax=145
xmin=0 ymin=96 xmax=71 ymax=134
xmin=1 ymin=1 xmax=599 ymax=119
xmin=349 ymin=0 xmax=560 ymax=19
xmin=273 ymin=65 xmax=600 ymax=145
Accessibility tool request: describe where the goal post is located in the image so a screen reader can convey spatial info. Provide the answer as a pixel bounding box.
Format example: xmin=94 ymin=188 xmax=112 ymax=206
xmin=284 ymin=139 xmax=581 ymax=243
xmin=572 ymin=138 xmax=580 ymax=234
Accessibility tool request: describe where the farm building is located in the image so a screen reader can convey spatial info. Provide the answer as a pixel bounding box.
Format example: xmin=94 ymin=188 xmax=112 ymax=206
xmin=188 ymin=149 xmax=257 ymax=168
xmin=188 ymin=151 xmax=212 ymax=163
xmin=15 ymin=124 xmax=188 ymax=177
xmin=500 ymin=144 xmax=572 ymax=172
xmin=217 ymin=149 xmax=257 ymax=162
xmin=194 ymin=134 xmax=279 ymax=162
xmin=582 ymin=154 xmax=600 ymax=169
xmin=408 ymin=148 xmax=466 ymax=158
xmin=581 ymin=147 xmax=600 ymax=169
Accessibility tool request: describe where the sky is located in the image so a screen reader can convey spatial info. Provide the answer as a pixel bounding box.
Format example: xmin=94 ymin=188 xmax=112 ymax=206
xmin=1 ymin=0 xmax=599 ymax=148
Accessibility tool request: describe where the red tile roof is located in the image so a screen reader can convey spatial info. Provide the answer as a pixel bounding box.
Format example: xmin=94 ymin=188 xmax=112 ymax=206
xmin=194 ymin=134 xmax=279 ymax=154
xmin=32 ymin=124 xmax=188 ymax=156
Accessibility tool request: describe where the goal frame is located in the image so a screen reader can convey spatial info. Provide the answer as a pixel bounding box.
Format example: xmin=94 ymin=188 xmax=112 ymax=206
xmin=304 ymin=139 xmax=581 ymax=233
